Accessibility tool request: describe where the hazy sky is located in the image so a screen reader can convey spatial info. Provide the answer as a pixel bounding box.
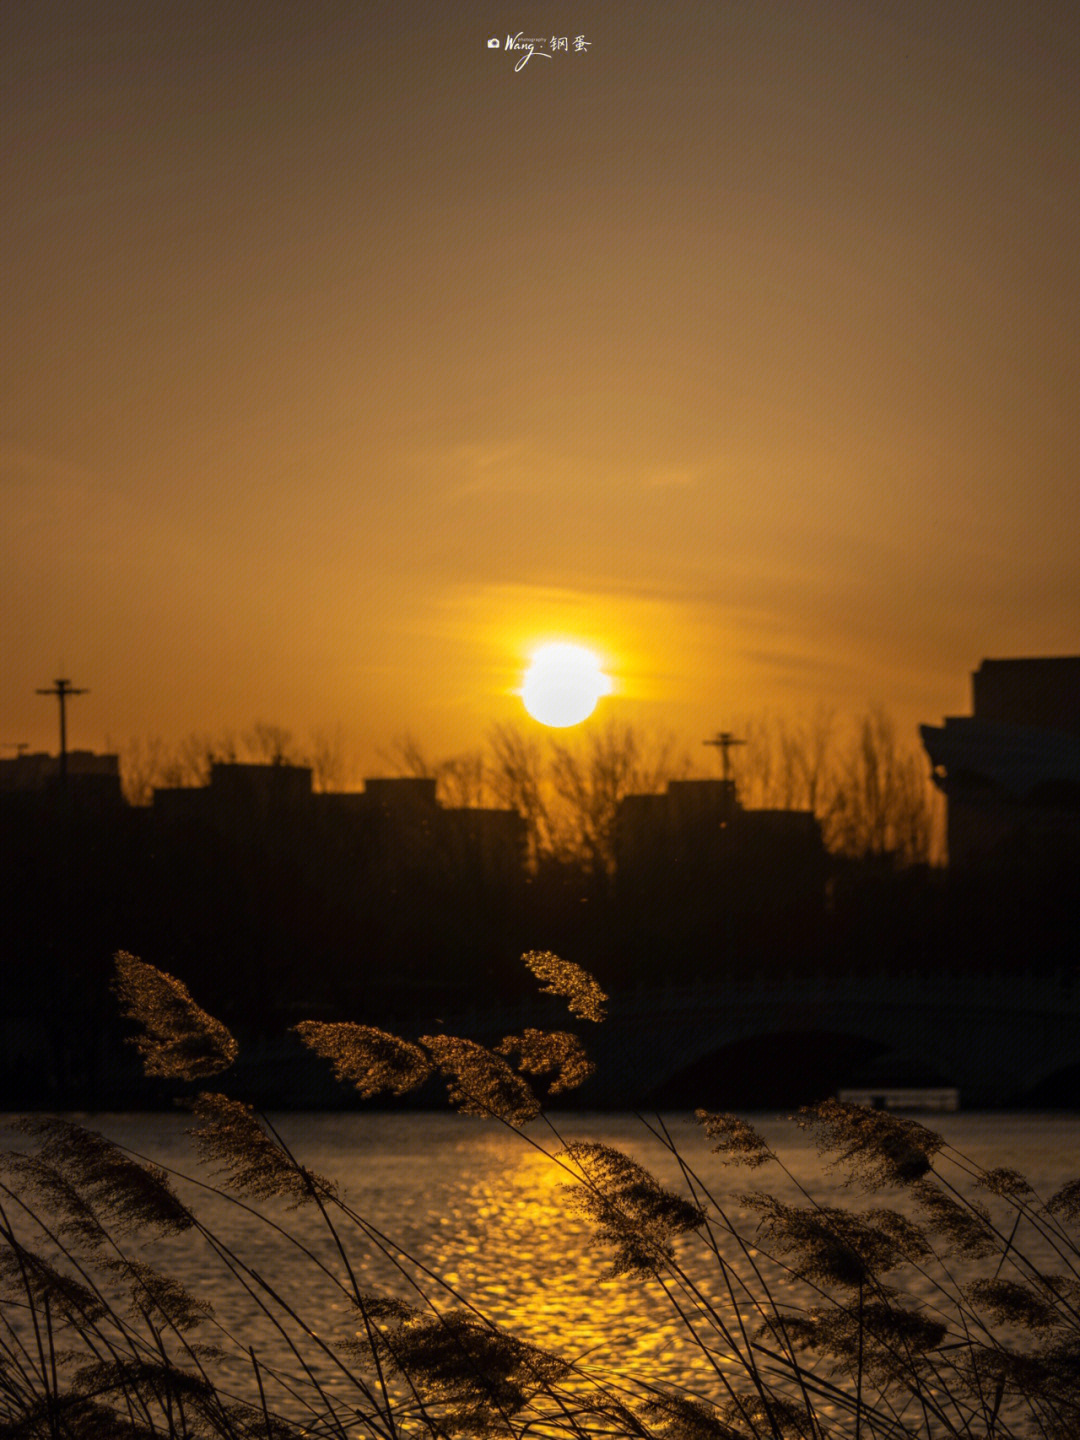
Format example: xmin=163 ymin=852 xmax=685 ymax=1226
xmin=4 ymin=1 xmax=1078 ymax=773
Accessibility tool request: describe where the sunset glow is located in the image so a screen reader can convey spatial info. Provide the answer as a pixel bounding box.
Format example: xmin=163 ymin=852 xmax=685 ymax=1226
xmin=520 ymin=644 xmax=613 ymax=728
xmin=3 ymin=3 xmax=1078 ymax=770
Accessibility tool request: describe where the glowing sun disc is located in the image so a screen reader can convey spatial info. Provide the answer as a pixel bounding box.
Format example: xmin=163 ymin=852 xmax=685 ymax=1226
xmin=521 ymin=644 xmax=612 ymax=727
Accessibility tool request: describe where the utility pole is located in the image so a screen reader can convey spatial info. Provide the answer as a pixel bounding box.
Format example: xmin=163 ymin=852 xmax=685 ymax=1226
xmin=703 ymin=731 xmax=744 ymax=785
xmin=36 ymin=679 xmax=88 ymax=789
xmin=704 ymin=731 xmax=745 ymax=830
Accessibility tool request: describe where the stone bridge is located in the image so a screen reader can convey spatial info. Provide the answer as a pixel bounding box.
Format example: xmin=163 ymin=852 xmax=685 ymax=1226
xmin=454 ymin=971 xmax=1080 ymax=1109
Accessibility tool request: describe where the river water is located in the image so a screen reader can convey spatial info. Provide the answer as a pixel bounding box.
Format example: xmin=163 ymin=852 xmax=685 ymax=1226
xmin=4 ymin=1110 xmax=1080 ymax=1432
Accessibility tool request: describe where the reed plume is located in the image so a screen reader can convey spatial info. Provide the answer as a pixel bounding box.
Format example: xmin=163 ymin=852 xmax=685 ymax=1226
xmin=763 ymin=1299 xmax=949 ymax=1388
xmin=495 ymin=1028 xmax=594 ymax=1096
xmin=1047 ymin=1178 xmax=1080 ymax=1223
xmin=419 ymin=1035 xmax=541 ymax=1126
xmin=1 ymin=1151 xmax=109 ymax=1253
xmin=521 ymin=950 xmax=608 ymax=1023
xmin=1 ymin=1393 xmax=163 ymax=1439
xmin=639 ymin=1392 xmax=745 ymax=1440
xmin=293 ymin=1021 xmax=432 ymax=1098
xmin=102 ymin=1257 xmax=214 ymax=1333
xmin=696 ymin=1111 xmax=776 ymax=1168
xmin=964 ymin=1277 xmax=1062 ymax=1334
xmin=13 ymin=1116 xmax=192 ymax=1239
xmin=368 ymin=1306 xmax=570 ymax=1436
xmin=909 ymin=1178 xmax=996 ymax=1257
xmin=0 ymin=1242 xmax=108 ymax=1327
xmin=8 ymin=949 xmax=1080 ymax=1439
xmin=558 ymin=1142 xmax=704 ymax=1278
xmin=741 ymin=1194 xmax=916 ymax=1290
xmin=714 ymin=1393 xmax=817 ymax=1440
xmin=795 ymin=1097 xmax=942 ymax=1189
xmin=113 ymin=950 xmax=238 ymax=1081
xmin=186 ymin=1093 xmax=335 ymax=1205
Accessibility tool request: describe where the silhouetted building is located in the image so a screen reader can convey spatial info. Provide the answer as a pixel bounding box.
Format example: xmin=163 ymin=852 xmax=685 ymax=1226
xmin=615 ymin=777 xmax=825 ymax=907
xmin=921 ymin=657 xmax=1080 ymax=867
xmin=153 ymin=761 xmax=314 ymax=828
xmin=0 ymin=750 xmax=122 ymax=810
xmin=972 ymin=657 xmax=1080 ymax=734
xmin=152 ymin=764 xmax=526 ymax=878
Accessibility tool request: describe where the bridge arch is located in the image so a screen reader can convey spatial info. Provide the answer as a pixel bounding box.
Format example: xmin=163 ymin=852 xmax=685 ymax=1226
xmin=463 ymin=972 xmax=1080 ymax=1109
xmin=603 ymin=990 xmax=966 ymax=1108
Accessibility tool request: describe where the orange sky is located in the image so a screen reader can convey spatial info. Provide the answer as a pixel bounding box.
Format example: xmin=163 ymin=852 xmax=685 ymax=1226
xmin=4 ymin=2 xmax=1078 ymax=776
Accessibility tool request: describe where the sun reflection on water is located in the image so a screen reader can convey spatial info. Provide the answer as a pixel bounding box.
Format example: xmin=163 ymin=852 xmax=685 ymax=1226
xmin=8 ymin=1109 xmax=1076 ymax=1426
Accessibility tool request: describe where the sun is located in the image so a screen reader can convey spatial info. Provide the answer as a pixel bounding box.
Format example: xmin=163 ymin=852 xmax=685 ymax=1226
xmin=520 ymin=643 xmax=613 ymax=727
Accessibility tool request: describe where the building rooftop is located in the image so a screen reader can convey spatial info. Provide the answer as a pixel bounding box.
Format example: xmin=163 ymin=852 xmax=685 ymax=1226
xmin=972 ymin=656 xmax=1080 ymax=736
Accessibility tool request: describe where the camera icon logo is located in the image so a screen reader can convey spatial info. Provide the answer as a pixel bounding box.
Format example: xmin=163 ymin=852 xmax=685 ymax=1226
xmin=487 ymin=37 xmax=500 ymax=48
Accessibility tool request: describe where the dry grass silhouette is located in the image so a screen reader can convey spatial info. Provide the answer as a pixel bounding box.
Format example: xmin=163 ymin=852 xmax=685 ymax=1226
xmin=113 ymin=952 xmax=239 ymax=1082
xmin=2 ymin=951 xmax=1080 ymax=1437
xmin=521 ymin=951 xmax=608 ymax=1023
